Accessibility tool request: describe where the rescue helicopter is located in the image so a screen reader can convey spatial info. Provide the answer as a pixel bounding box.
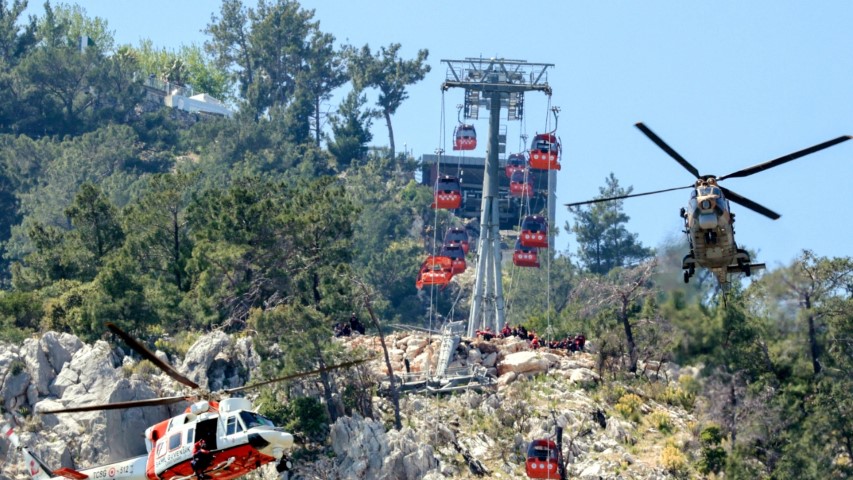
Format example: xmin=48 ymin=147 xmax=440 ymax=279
xmin=566 ymin=122 xmax=851 ymax=287
xmin=3 ymin=323 xmax=368 ymax=480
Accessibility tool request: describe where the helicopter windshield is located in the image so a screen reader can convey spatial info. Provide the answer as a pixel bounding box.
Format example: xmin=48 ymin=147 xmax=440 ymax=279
xmin=697 ymin=186 xmax=722 ymax=198
xmin=239 ymin=411 xmax=276 ymax=429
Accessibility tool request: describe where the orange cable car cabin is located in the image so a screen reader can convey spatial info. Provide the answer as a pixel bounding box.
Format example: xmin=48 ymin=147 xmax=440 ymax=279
xmin=525 ymin=439 xmax=561 ymax=479
xmin=509 ymin=170 xmax=534 ymax=198
xmin=440 ymin=244 xmax=467 ymax=274
xmin=528 ymin=133 xmax=561 ymax=170
xmin=520 ymin=215 xmax=548 ymax=248
xmin=432 ymin=175 xmax=462 ymax=209
xmin=443 ymin=227 xmax=470 ymax=254
xmin=513 ymin=239 xmax=540 ymax=268
xmin=415 ymin=256 xmax=454 ymax=289
xmin=505 ymin=153 xmax=527 ymax=178
xmin=453 ymin=124 xmax=477 ymax=151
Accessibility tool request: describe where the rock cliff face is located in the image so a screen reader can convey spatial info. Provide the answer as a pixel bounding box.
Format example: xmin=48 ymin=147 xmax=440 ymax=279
xmin=1 ymin=331 xmax=698 ymax=480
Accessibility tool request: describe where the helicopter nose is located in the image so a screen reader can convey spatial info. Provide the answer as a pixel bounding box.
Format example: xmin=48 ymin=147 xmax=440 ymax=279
xmin=248 ymin=429 xmax=294 ymax=450
xmin=262 ymin=430 xmax=294 ymax=449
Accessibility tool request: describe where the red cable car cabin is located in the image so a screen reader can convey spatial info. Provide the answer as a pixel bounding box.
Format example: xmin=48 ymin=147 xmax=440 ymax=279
xmin=513 ymin=239 xmax=539 ymax=268
xmin=509 ymin=170 xmax=534 ymax=198
xmin=528 ymin=133 xmax=561 ymax=170
xmin=443 ymin=227 xmax=470 ymax=254
xmin=505 ymin=153 xmax=527 ymax=178
xmin=432 ymin=175 xmax=462 ymax=209
xmin=525 ymin=439 xmax=561 ymax=479
xmin=415 ymin=256 xmax=454 ymax=289
xmin=453 ymin=124 xmax=477 ymax=150
xmin=520 ymin=215 xmax=548 ymax=248
xmin=440 ymin=244 xmax=467 ymax=274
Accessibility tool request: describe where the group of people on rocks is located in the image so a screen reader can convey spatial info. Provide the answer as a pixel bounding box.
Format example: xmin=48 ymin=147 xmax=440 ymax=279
xmin=474 ymin=323 xmax=585 ymax=352
xmin=334 ymin=312 xmax=366 ymax=337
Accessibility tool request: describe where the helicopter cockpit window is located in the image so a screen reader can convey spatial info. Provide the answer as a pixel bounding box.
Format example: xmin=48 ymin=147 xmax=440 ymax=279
xmin=225 ymin=415 xmax=245 ymax=435
xmin=697 ymin=186 xmax=721 ymax=198
xmin=239 ymin=411 xmax=275 ymax=429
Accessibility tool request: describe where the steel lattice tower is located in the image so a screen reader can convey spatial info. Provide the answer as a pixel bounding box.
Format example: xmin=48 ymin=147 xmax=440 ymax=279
xmin=440 ymin=58 xmax=554 ymax=337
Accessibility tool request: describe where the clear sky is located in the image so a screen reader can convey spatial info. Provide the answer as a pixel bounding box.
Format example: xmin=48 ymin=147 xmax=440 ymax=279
xmin=30 ymin=1 xmax=853 ymax=271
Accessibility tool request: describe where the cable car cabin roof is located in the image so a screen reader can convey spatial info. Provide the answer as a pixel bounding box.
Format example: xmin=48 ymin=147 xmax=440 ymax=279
xmin=435 ymin=176 xmax=461 ymax=190
xmin=527 ymin=439 xmax=559 ymax=460
xmin=530 ymin=134 xmax=561 ymax=152
xmin=444 ymin=227 xmax=469 ymax=241
xmin=507 ymin=154 xmax=527 ymax=167
xmin=521 ymin=215 xmax=547 ymax=231
xmin=511 ymin=170 xmax=534 ymax=183
xmin=420 ymin=255 xmax=453 ymax=270
xmin=455 ymin=124 xmax=476 ymax=135
xmin=514 ymin=239 xmax=537 ymax=253
xmin=440 ymin=245 xmax=465 ymax=259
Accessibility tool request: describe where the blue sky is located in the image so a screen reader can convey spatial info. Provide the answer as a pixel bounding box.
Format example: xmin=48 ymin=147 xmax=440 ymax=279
xmin=34 ymin=1 xmax=853 ymax=271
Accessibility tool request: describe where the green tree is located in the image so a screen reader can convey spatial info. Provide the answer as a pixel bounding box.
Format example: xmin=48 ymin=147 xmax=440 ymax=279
xmin=15 ymin=3 xmax=142 ymax=135
xmin=328 ymin=89 xmax=373 ymax=169
xmin=572 ymin=259 xmax=658 ymax=373
xmin=205 ymin=0 xmax=337 ymax=125
xmin=569 ymin=173 xmax=653 ymax=274
xmin=0 ymin=0 xmax=37 ymax=133
xmin=65 ymin=182 xmax=124 ymax=260
xmin=756 ymin=250 xmax=853 ymax=376
xmin=345 ymin=42 xmax=430 ymax=159
xmin=122 ymin=173 xmax=194 ymax=292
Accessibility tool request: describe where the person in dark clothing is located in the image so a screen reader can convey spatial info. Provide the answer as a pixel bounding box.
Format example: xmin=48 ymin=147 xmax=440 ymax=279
xmin=192 ymin=439 xmax=214 ymax=480
xmin=350 ymin=312 xmax=365 ymax=335
xmin=404 ymin=356 xmax=411 ymax=373
xmin=575 ymin=334 xmax=586 ymax=351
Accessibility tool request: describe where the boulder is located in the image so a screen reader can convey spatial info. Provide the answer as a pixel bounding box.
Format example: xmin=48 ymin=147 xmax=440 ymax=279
xmin=482 ymin=352 xmax=498 ymax=368
xmin=497 ymin=351 xmax=550 ymax=376
xmin=569 ymin=368 xmax=600 ymax=387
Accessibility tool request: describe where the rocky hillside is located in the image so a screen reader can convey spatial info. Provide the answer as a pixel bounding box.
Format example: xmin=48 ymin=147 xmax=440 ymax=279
xmin=0 ymin=331 xmax=704 ymax=480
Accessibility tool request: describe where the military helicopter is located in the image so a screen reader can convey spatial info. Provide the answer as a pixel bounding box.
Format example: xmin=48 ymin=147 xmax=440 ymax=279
xmin=3 ymin=323 xmax=368 ymax=480
xmin=567 ymin=122 xmax=851 ymax=287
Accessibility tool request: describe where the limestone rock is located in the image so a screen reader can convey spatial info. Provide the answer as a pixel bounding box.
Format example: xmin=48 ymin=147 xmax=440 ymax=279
xmin=569 ymin=368 xmax=600 ymax=387
xmin=497 ymin=351 xmax=550 ymax=376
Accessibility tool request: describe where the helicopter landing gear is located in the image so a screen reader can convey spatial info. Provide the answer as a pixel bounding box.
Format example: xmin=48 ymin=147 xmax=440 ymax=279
xmin=276 ymin=456 xmax=292 ymax=473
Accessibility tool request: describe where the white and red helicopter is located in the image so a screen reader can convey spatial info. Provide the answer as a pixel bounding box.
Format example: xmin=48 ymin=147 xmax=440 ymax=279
xmin=3 ymin=323 xmax=367 ymax=480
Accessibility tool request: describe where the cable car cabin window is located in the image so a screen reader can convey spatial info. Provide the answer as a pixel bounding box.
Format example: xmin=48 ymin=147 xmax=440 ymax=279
xmin=239 ymin=411 xmax=275 ymax=429
xmin=168 ymin=433 xmax=181 ymax=450
xmin=225 ymin=416 xmax=245 ymax=435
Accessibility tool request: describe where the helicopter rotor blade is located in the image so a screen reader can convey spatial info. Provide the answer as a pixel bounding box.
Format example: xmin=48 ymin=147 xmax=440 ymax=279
xmin=720 ymin=186 xmax=780 ymax=220
xmin=635 ymin=122 xmax=701 ymax=178
xmin=106 ymin=323 xmax=200 ymax=389
xmin=565 ymin=185 xmax=693 ymax=208
xmin=719 ymin=135 xmax=852 ymax=180
xmin=37 ymin=395 xmax=190 ymax=414
xmin=222 ymin=358 xmax=372 ymax=395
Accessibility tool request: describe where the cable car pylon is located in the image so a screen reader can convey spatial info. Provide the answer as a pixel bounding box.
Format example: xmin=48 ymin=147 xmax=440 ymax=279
xmin=441 ymin=58 xmax=554 ymax=338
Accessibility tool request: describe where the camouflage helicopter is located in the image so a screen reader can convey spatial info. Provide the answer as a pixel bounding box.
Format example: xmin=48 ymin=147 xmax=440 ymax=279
xmin=567 ymin=122 xmax=851 ymax=287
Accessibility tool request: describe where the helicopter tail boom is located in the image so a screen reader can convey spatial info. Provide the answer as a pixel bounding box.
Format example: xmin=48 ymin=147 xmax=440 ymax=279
xmin=2 ymin=423 xmax=53 ymax=480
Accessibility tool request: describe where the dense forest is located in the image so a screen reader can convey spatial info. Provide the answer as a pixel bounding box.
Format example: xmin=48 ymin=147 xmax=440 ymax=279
xmin=0 ymin=1 xmax=851 ymax=478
